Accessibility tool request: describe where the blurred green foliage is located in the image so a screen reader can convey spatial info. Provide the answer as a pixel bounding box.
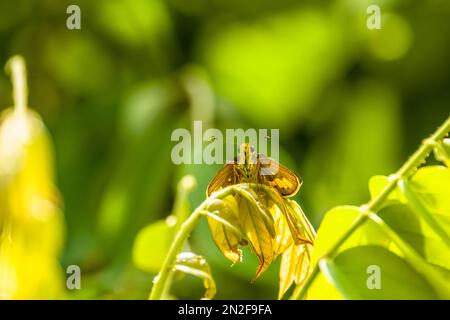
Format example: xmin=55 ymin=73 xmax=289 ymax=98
xmin=0 ymin=0 xmax=449 ymax=299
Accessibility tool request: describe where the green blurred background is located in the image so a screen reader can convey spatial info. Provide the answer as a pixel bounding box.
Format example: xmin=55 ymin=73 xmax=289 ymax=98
xmin=0 ymin=0 xmax=449 ymax=299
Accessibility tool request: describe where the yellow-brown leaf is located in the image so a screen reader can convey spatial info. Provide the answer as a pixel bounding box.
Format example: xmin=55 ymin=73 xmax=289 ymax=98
xmin=272 ymin=205 xmax=293 ymax=257
xmin=206 ymin=196 xmax=243 ymax=264
xmin=285 ymin=199 xmax=316 ymax=245
xmin=278 ymin=243 xmax=313 ymax=299
xmin=239 ymin=195 xmax=274 ymax=280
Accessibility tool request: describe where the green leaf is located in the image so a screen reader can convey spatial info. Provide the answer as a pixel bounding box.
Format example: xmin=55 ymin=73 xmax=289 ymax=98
xmin=378 ymin=204 xmax=450 ymax=272
xmin=367 ymin=166 xmax=450 ymax=272
xmin=443 ymin=138 xmax=450 ymax=158
xmin=307 ymin=206 xmax=385 ymax=299
xmin=322 ymin=245 xmax=439 ymax=299
xmin=369 ymin=175 xmax=406 ymax=205
xmin=310 ymin=206 xmax=386 ymax=266
xmin=398 ymin=179 xmax=450 ymax=249
xmin=175 ymin=252 xmax=216 ymax=300
xmin=318 ymin=258 xmax=363 ymax=299
xmin=433 ymin=139 xmax=450 ymax=167
xmin=132 ymin=219 xmax=175 ymax=273
xmin=408 ymin=166 xmax=450 ymax=235
xmin=308 ymin=204 xmax=450 ymax=299
xmin=0 ymin=107 xmax=65 ymax=298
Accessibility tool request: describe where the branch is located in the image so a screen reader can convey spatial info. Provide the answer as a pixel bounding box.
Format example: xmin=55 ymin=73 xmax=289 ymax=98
xmin=149 ymin=183 xmax=274 ymax=300
xmin=292 ymin=115 xmax=450 ymax=300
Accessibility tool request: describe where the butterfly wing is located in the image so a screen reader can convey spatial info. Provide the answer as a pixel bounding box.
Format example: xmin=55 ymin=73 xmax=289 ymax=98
xmin=206 ymin=162 xmax=238 ymax=197
xmin=258 ymin=155 xmax=301 ymax=197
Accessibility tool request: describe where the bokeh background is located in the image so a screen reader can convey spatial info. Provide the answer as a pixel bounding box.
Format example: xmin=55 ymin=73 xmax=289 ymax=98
xmin=0 ymin=0 xmax=449 ymax=299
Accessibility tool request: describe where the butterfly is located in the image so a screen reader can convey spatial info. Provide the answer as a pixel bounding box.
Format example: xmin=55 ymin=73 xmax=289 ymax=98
xmin=205 ymin=144 xmax=314 ymax=293
xmin=207 ymin=143 xmax=302 ymax=198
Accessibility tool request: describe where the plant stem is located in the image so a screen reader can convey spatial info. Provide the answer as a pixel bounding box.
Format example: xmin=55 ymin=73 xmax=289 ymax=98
xmin=5 ymin=55 xmax=28 ymax=114
xmin=148 ymin=184 xmax=250 ymax=300
xmin=366 ymin=115 xmax=450 ymax=212
xmin=292 ymin=115 xmax=450 ymax=300
xmin=149 ymin=207 xmax=203 ymax=300
xmin=291 ymin=213 xmax=368 ymax=300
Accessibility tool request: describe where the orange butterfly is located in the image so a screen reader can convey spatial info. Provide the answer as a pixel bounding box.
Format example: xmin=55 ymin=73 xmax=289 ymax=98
xmin=207 ymin=143 xmax=301 ymax=198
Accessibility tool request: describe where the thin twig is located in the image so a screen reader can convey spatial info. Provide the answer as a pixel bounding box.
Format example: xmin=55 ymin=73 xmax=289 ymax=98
xmin=292 ymin=115 xmax=450 ymax=300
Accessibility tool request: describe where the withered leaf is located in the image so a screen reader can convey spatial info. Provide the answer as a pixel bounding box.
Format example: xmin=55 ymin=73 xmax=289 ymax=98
xmin=271 ymin=204 xmax=293 ymax=257
xmin=236 ymin=188 xmax=275 ymax=238
xmin=206 ymin=196 xmax=243 ymax=264
xmin=278 ymin=243 xmax=313 ymax=299
xmin=286 ymin=199 xmax=316 ymax=244
xmin=238 ymin=195 xmax=274 ymax=280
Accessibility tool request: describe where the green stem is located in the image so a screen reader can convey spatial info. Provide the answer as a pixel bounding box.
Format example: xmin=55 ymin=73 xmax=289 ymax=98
xmin=292 ymin=115 xmax=450 ymax=300
xmin=149 ymin=208 xmax=203 ymax=300
xmin=292 ymin=213 xmax=368 ymax=300
xmin=5 ymin=55 xmax=28 ymax=114
xmin=154 ymin=175 xmax=197 ymax=295
xmin=399 ymin=179 xmax=450 ymax=249
xmin=366 ymin=115 xmax=450 ymax=212
xmin=148 ymin=184 xmax=256 ymax=300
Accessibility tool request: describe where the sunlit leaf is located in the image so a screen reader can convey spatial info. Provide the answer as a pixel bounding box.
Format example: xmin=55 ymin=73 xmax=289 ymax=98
xmin=378 ymin=204 xmax=450 ymax=272
xmin=323 ymin=245 xmax=439 ymax=299
xmin=265 ymin=190 xmax=313 ymax=245
xmin=443 ymin=139 xmax=450 ymax=161
xmin=408 ymin=166 xmax=450 ymax=234
xmin=308 ymin=180 xmax=450 ymax=300
xmin=433 ymin=141 xmax=450 ymax=167
xmin=0 ymin=109 xmax=60 ymax=222
xmin=239 ymin=195 xmax=274 ymax=280
xmin=0 ymin=105 xmax=64 ymax=299
xmin=204 ymin=183 xmax=316 ymax=293
xmin=206 ymin=196 xmax=243 ymax=264
xmin=286 ymin=199 xmax=316 ymax=245
xmin=367 ymin=167 xmax=450 ymax=271
xmin=369 ymin=175 xmax=406 ymax=205
xmin=175 ymin=252 xmax=216 ymax=300
xmin=132 ymin=219 xmax=175 ymax=273
xmin=272 ymin=205 xmax=293 ymax=257
xmin=276 ymin=200 xmax=315 ymax=299
xmin=307 ymin=206 xmax=386 ymax=299
xmin=318 ymin=258 xmax=360 ymax=299
xmin=310 ymin=206 xmax=386 ymax=265
xmin=237 ymin=188 xmax=275 ymax=237
xmin=278 ymin=243 xmax=312 ymax=299
xmin=399 ymin=179 xmax=450 ymax=249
